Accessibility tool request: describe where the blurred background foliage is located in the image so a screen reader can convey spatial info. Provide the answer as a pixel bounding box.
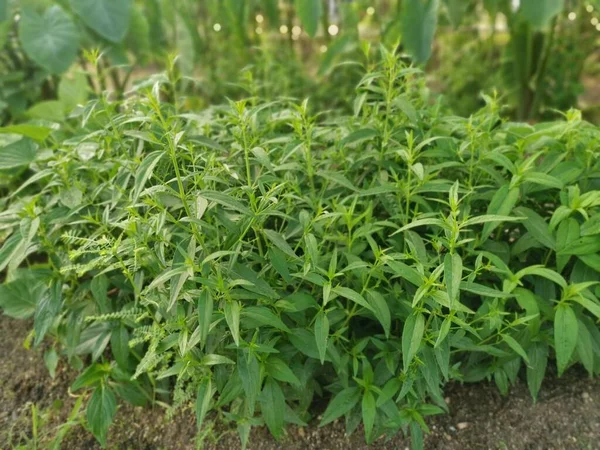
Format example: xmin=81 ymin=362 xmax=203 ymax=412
xmin=1 ymin=0 xmax=599 ymax=124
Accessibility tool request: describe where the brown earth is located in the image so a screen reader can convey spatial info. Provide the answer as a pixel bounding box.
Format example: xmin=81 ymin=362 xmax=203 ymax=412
xmin=1 ymin=315 xmax=599 ymax=450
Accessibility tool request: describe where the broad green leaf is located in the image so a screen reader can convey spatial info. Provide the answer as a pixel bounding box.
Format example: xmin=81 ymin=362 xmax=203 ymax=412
xmin=34 ymin=282 xmax=62 ymax=346
xmin=367 ymin=290 xmax=391 ymax=338
xmin=527 ymin=343 xmax=548 ymax=401
xmin=522 ymin=171 xmax=563 ymax=189
xmin=516 ymin=266 xmax=567 ymax=289
xmin=556 ymin=218 xmax=580 ymax=271
xmin=501 ymin=334 xmax=530 ymax=363
xmin=133 ymin=151 xmax=164 ymax=201
xmin=314 ymin=311 xmax=329 ymax=364
xmin=576 ymin=320 xmax=594 ymax=376
xmin=0 ymin=124 xmax=52 ymax=141
xmin=362 ymin=390 xmax=376 ymax=442
xmin=443 ymin=253 xmax=462 ymax=306
xmin=0 ymin=275 xmax=44 ymax=319
xmin=69 ymin=0 xmax=132 ymax=42
xmin=520 ymin=0 xmax=564 ymax=28
xmin=295 ymin=0 xmax=322 ymax=37
xmin=19 ymin=6 xmax=79 ymax=74
xmin=87 ymin=385 xmax=116 ymax=446
xmin=339 ymin=128 xmax=378 ymax=146
xmin=260 ymin=378 xmax=286 ymax=439
xmin=402 ymin=312 xmax=425 ymax=371
xmin=265 ymin=357 xmax=301 ymax=387
xmin=554 ymin=303 xmax=578 ymax=376
xmin=196 ymin=378 xmax=213 ymax=431
xmin=319 ymin=387 xmax=361 ymax=426
xmin=386 ymin=259 xmax=423 ymax=287
xmin=264 ymin=229 xmax=297 ymax=258
xmin=268 ymin=247 xmax=292 ymax=283
xmin=242 ymin=306 xmax=290 ymax=332
xmin=44 ymin=348 xmax=59 ymax=379
xmin=26 ymin=101 xmax=65 ymax=122
xmin=557 ymin=237 xmax=600 ymax=256
xmin=443 ymin=0 xmax=466 ymax=27
xmin=201 ymin=354 xmax=235 ymax=366
xmin=238 ymin=350 xmax=260 ymax=414
xmin=572 ymin=295 xmax=600 ymax=319
xmin=402 ymin=0 xmax=439 ymax=63
xmin=460 ymin=281 xmax=511 ymax=298
xmin=224 ymin=301 xmax=241 ymax=346
xmin=332 ymin=286 xmax=374 ymax=312
xmin=481 ymin=185 xmax=519 ymax=243
xmin=111 ymin=324 xmax=130 ymax=370
xmin=59 ymin=72 xmax=89 ymax=110
xmin=514 ymin=206 xmax=555 ymax=250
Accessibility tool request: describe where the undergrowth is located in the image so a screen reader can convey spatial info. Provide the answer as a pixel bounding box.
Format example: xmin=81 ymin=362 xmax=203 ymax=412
xmin=1 ymin=49 xmax=600 ymax=449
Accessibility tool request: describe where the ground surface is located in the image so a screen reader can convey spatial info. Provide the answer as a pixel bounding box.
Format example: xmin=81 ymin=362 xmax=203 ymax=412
xmin=1 ymin=315 xmax=599 ymax=450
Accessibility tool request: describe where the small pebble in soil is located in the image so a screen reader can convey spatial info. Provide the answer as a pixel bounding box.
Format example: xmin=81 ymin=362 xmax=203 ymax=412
xmin=582 ymin=392 xmax=590 ymax=401
xmin=457 ymin=422 xmax=470 ymax=430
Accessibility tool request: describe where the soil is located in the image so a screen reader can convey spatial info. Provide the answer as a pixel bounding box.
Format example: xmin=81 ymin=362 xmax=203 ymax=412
xmin=1 ymin=315 xmax=599 ymax=450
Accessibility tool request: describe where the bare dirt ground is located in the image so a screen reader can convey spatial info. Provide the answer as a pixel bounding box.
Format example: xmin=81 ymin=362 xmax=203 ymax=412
xmin=1 ymin=315 xmax=599 ymax=450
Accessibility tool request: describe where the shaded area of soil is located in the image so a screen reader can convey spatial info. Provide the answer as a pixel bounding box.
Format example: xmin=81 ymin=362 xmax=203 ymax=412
xmin=1 ymin=314 xmax=599 ymax=450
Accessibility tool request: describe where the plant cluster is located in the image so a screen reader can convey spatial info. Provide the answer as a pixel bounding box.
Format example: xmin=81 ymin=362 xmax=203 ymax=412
xmin=1 ymin=51 xmax=600 ymax=449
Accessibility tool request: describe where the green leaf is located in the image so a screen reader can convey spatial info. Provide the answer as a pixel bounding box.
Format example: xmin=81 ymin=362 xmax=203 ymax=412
xmin=0 ymin=124 xmax=52 ymax=141
xmin=576 ymin=320 xmax=595 ymax=376
xmin=59 ymin=72 xmax=89 ymax=111
xmin=260 ymin=378 xmax=286 ymax=439
xmin=72 ymin=363 xmax=109 ymax=391
xmin=238 ymin=350 xmax=260 ymax=413
xmin=224 ymin=301 xmax=241 ymax=346
xmin=44 ymin=348 xmax=59 ymax=379
xmin=460 ymin=281 xmax=511 ymax=298
xmin=69 ymin=0 xmax=132 ymax=43
xmin=295 ymin=0 xmax=322 ymax=37
xmin=86 ymin=385 xmax=117 ymax=447
xmin=367 ymin=290 xmax=391 ymax=338
xmin=402 ymin=0 xmax=439 ymax=63
xmin=361 ymin=390 xmax=376 ymax=442
xmin=481 ymin=185 xmax=520 ymax=243
xmin=19 ymin=6 xmax=79 ymax=74
xmin=319 ymin=387 xmax=361 ymax=426
xmin=443 ymin=0 xmax=467 ymax=27
xmin=34 ymin=281 xmax=62 ymax=346
xmin=514 ymin=206 xmax=555 ymax=250
xmin=516 ymin=266 xmax=567 ymax=289
xmin=197 ymin=289 xmax=213 ymax=349
xmin=444 ymin=253 xmax=462 ymax=306
xmin=242 ymin=306 xmax=290 ymax=332
xmin=133 ymin=151 xmax=164 ymax=201
xmin=527 ymin=343 xmax=548 ymax=401
xmin=111 ymin=325 xmax=130 ymax=370
xmin=520 ymin=0 xmax=564 ymax=29
xmin=557 ymin=237 xmax=600 ymax=256
xmin=263 ymin=229 xmax=297 ymax=258
xmin=556 ymin=218 xmax=580 ymax=271
xmin=0 ymin=276 xmax=44 ymax=319
xmin=314 ymin=311 xmax=329 ymax=364
xmin=554 ymin=303 xmax=578 ymax=376
xmin=386 ymin=259 xmax=424 ymax=287
xmin=402 ymin=312 xmax=425 ymax=371
xmin=265 ymin=357 xmax=301 ymax=387
xmin=26 ymin=101 xmax=65 ymax=122
xmin=332 ymin=286 xmax=374 ymax=312
xmin=196 ymin=378 xmax=213 ymax=431
xmin=268 ymin=247 xmax=292 ymax=283
xmin=501 ymin=334 xmax=530 ymax=363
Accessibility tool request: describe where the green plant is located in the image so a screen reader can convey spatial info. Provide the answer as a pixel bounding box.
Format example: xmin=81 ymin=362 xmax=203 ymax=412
xmin=1 ymin=51 xmax=600 ymax=450
xmin=0 ymin=0 xmax=161 ymax=122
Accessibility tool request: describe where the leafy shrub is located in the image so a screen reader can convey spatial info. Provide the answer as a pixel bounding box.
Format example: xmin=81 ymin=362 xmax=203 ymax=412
xmin=1 ymin=52 xmax=600 ymax=448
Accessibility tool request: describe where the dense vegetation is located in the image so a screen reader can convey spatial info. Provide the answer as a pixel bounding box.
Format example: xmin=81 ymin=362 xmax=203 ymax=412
xmin=1 ymin=1 xmax=600 ymax=449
